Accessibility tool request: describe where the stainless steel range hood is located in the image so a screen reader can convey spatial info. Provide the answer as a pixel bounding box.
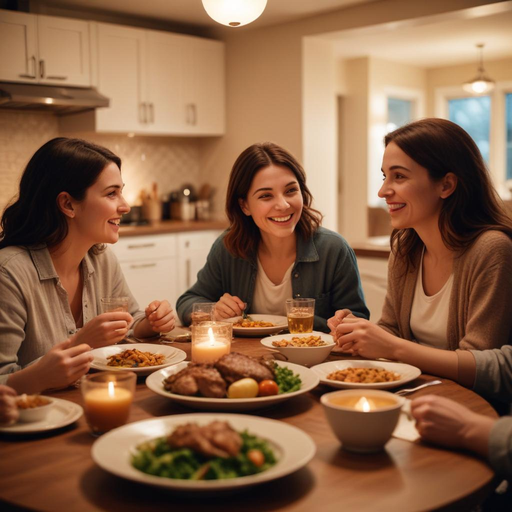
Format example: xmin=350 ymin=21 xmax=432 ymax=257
xmin=0 ymin=83 xmax=109 ymax=115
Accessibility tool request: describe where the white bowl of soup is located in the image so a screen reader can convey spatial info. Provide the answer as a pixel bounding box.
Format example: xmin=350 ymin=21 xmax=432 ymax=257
xmin=261 ymin=332 xmax=335 ymax=367
xmin=321 ymin=389 xmax=405 ymax=453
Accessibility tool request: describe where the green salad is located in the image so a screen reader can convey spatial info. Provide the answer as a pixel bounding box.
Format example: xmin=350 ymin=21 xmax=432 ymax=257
xmin=132 ymin=430 xmax=277 ymax=480
xmin=274 ymin=363 xmax=302 ymax=394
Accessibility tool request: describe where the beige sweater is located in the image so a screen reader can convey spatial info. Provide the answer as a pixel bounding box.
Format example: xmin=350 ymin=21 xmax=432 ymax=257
xmin=378 ymin=230 xmax=512 ymax=351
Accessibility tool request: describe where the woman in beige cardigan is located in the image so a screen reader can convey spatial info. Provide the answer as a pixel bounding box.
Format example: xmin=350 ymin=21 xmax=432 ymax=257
xmin=328 ymin=118 xmax=512 ymax=383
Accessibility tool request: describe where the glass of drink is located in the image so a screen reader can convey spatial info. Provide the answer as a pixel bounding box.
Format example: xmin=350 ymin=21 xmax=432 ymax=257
xmin=286 ymin=298 xmax=315 ymax=333
xmin=191 ymin=302 xmax=216 ymax=325
xmin=81 ymin=371 xmax=136 ymax=436
xmin=100 ymin=296 xmax=129 ymax=313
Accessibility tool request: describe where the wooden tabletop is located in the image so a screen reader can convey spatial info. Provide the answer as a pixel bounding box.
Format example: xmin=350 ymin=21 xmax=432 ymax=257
xmin=0 ymin=338 xmax=498 ymax=512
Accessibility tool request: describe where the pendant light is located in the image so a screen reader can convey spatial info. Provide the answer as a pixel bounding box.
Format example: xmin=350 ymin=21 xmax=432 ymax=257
xmin=202 ymin=0 xmax=267 ymax=27
xmin=462 ymin=43 xmax=495 ymax=95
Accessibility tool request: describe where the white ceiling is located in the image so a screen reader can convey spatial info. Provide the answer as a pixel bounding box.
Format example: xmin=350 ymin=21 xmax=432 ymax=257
xmin=44 ymin=0 xmax=376 ymax=29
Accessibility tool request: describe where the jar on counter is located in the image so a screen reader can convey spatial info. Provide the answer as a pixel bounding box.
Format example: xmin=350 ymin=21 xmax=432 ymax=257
xmin=195 ymin=200 xmax=211 ymax=221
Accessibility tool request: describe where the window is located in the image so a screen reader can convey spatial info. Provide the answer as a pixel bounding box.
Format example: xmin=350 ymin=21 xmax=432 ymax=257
xmin=506 ymin=93 xmax=512 ymax=180
xmin=448 ymin=96 xmax=491 ymax=163
xmin=387 ymin=98 xmax=412 ymax=132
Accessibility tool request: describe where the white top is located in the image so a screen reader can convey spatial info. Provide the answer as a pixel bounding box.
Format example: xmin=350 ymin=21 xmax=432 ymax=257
xmin=251 ymin=259 xmax=294 ymax=316
xmin=410 ymin=251 xmax=454 ymax=349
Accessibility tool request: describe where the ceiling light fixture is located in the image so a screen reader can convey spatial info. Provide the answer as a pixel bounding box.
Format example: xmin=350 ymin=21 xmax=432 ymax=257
xmin=462 ymin=43 xmax=495 ymax=95
xmin=202 ymin=0 xmax=267 ymax=28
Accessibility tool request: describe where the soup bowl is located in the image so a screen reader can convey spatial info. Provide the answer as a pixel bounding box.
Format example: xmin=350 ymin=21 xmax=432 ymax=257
xmin=17 ymin=395 xmax=54 ymax=423
xmin=321 ymin=389 xmax=405 ymax=453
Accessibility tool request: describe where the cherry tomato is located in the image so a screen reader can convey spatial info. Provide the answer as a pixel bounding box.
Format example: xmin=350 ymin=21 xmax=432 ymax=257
xmin=247 ymin=449 xmax=265 ymax=467
xmin=227 ymin=378 xmax=259 ymax=398
xmin=258 ymin=379 xmax=279 ymax=396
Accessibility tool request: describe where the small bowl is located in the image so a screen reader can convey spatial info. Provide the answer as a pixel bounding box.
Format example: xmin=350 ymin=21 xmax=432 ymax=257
xmin=17 ymin=395 xmax=54 ymax=423
xmin=321 ymin=389 xmax=405 ymax=453
xmin=261 ymin=331 xmax=335 ymax=367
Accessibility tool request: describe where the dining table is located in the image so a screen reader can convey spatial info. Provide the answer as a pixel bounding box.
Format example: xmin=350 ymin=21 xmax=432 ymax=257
xmin=0 ymin=336 xmax=499 ymax=512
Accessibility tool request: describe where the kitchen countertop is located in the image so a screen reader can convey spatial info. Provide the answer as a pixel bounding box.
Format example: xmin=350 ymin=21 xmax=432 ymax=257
xmin=352 ymin=236 xmax=391 ymax=259
xmin=119 ymin=219 xmax=228 ymax=237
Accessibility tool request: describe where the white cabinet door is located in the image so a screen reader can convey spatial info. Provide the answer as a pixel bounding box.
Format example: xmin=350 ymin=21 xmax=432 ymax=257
xmin=182 ymin=37 xmax=225 ymax=135
xmin=146 ymin=30 xmax=183 ymax=134
xmin=37 ymin=15 xmax=90 ymax=86
xmin=356 ymin=256 xmax=388 ymax=322
xmin=118 ymin=258 xmax=178 ymax=312
xmin=95 ymin=23 xmax=148 ymax=132
xmin=0 ymin=10 xmax=37 ymax=83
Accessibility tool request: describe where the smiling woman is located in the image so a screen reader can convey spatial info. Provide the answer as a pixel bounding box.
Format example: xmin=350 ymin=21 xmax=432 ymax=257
xmin=0 ymin=138 xmax=176 ymax=394
xmin=176 ymin=142 xmax=369 ymax=332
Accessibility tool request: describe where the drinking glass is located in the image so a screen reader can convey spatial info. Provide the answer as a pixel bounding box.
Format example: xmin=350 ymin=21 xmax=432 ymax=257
xmin=81 ymin=371 xmax=136 ymax=436
xmin=100 ymin=296 xmax=129 ymax=313
xmin=191 ymin=302 xmax=216 ymax=325
xmin=286 ymin=298 xmax=315 ymax=333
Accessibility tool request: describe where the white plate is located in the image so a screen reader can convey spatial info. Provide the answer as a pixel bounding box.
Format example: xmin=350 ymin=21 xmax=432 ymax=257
xmin=310 ymin=360 xmax=421 ymax=389
xmin=92 ymin=413 xmax=316 ymax=491
xmin=225 ymin=315 xmax=288 ymax=337
xmin=0 ymin=397 xmax=83 ymax=434
xmin=90 ymin=343 xmax=187 ymax=376
xmin=261 ymin=331 xmax=335 ymax=367
xmin=146 ymin=360 xmax=319 ymax=411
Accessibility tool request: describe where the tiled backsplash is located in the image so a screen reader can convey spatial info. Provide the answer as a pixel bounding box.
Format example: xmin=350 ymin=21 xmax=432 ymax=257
xmin=0 ymin=111 xmax=202 ymax=213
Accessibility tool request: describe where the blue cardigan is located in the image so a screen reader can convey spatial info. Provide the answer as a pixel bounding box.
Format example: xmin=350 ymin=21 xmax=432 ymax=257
xmin=176 ymin=227 xmax=369 ymax=332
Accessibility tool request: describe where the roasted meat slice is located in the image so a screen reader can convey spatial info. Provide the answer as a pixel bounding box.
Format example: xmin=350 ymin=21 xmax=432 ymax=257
xmin=214 ymin=352 xmax=275 ymax=384
xmin=163 ymin=363 xmax=227 ymax=398
xmin=167 ymin=421 xmax=242 ymax=458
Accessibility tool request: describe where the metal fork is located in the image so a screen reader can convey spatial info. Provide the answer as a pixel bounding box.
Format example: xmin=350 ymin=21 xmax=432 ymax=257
xmin=242 ymin=304 xmax=253 ymax=322
xmin=395 ymin=380 xmax=442 ymax=396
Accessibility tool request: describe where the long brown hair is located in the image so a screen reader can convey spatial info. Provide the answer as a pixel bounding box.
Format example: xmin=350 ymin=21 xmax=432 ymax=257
xmin=0 ymin=137 xmax=121 ymax=250
xmin=224 ymin=142 xmax=322 ymax=259
xmin=385 ymin=118 xmax=512 ymax=269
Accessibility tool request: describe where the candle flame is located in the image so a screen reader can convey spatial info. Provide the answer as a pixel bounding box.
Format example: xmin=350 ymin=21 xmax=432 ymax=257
xmin=208 ymin=327 xmax=215 ymax=346
xmin=108 ymin=381 xmax=115 ymax=397
xmin=355 ymin=396 xmax=371 ymax=412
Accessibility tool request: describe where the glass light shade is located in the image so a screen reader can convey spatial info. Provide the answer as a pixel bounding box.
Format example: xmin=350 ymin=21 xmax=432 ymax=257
xmin=462 ymin=76 xmax=495 ymax=94
xmin=202 ymin=0 xmax=267 ymax=27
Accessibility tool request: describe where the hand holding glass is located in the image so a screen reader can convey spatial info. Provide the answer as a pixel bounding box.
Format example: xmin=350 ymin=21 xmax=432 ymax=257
xmin=100 ymin=296 xmax=129 ymax=313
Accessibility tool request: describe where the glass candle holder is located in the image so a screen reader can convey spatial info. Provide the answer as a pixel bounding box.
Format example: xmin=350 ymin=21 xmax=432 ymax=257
xmin=286 ymin=298 xmax=315 ymax=333
xmin=191 ymin=321 xmax=232 ymax=364
xmin=191 ymin=302 xmax=217 ymax=325
xmin=100 ymin=296 xmax=129 ymax=313
xmin=81 ymin=371 xmax=136 ymax=436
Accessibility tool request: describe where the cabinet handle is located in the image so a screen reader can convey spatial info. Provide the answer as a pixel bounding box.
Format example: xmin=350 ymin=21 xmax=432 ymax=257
xmin=46 ymin=75 xmax=68 ymax=80
xmin=186 ymin=259 xmax=191 ymax=288
xmin=149 ymin=103 xmax=154 ymax=124
xmin=139 ymin=102 xmax=148 ymax=124
xmin=39 ymin=59 xmax=45 ymax=79
xmin=127 ymin=243 xmax=156 ymax=249
xmin=19 ymin=56 xmax=37 ymax=79
xmin=192 ymin=104 xmax=197 ymax=125
xmin=186 ymin=104 xmax=192 ymax=125
xmin=129 ymin=263 xmax=157 ymax=269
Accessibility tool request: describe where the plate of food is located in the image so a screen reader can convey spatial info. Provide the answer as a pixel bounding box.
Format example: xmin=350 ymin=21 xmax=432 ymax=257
xmin=310 ymin=360 xmax=421 ymax=389
xmin=146 ymin=352 xmax=319 ymax=411
xmin=225 ymin=315 xmax=288 ymax=337
xmin=91 ymin=413 xmax=316 ymax=491
xmin=0 ymin=396 xmax=83 ymax=434
xmin=90 ymin=344 xmax=187 ymax=376
xmin=261 ymin=332 xmax=335 ymax=367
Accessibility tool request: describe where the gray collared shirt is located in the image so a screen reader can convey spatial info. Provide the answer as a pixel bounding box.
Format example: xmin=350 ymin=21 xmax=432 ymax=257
xmin=0 ymin=245 xmax=145 ymax=382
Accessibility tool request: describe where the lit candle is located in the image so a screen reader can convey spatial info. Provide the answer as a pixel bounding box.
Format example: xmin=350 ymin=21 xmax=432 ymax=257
xmin=192 ymin=327 xmax=231 ymax=364
xmin=84 ymin=381 xmax=133 ymax=433
xmin=354 ymin=396 xmax=376 ymax=412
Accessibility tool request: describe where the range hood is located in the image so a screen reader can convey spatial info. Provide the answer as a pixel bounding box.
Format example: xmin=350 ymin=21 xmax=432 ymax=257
xmin=0 ymin=83 xmax=109 ymax=115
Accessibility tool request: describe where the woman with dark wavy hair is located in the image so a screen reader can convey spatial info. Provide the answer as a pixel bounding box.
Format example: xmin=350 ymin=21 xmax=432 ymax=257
xmin=329 ymin=118 xmax=512 ymax=381
xmin=177 ymin=142 xmax=368 ymax=332
xmin=0 ymin=138 xmax=175 ymax=393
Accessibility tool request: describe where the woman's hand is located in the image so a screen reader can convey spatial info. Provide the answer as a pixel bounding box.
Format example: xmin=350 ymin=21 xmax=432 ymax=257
xmin=411 ymin=395 xmax=496 ymax=457
xmin=214 ymin=293 xmax=245 ymax=320
xmin=327 ymin=309 xmax=355 ymax=335
xmin=74 ymin=312 xmax=133 ymax=348
xmin=144 ymin=300 xmax=176 ymax=333
xmin=332 ymin=317 xmax=399 ymax=360
xmin=0 ymin=385 xmax=19 ymax=425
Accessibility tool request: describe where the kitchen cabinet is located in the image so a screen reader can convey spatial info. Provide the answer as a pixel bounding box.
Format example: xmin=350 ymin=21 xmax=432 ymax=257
xmin=109 ymin=234 xmax=179 ymax=313
xmin=0 ymin=9 xmax=90 ymax=87
xmin=60 ymin=22 xmax=225 ymax=135
xmin=356 ymin=256 xmax=388 ymax=321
